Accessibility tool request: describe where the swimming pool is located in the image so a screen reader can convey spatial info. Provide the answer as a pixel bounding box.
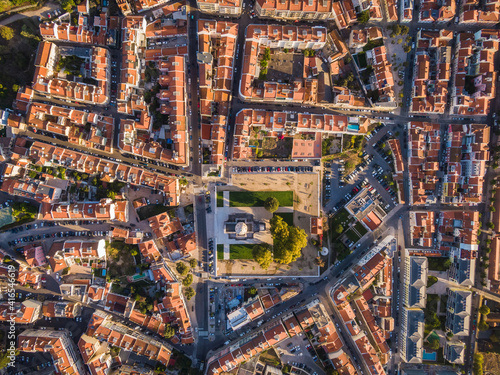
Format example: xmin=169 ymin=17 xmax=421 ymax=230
xmin=422 ymin=350 xmax=437 ymax=361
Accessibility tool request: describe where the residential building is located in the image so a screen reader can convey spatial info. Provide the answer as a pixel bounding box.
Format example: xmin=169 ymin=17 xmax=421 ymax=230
xmin=403 ymin=257 xmax=428 ymax=309
xmin=32 ymin=42 xmax=110 ymax=105
xmin=239 ymin=25 xmax=327 ymax=104
xmin=255 ymin=0 xmax=333 ymax=21
xmin=18 ymin=330 xmax=87 ymax=374
xmin=85 ymin=311 xmax=172 ymax=366
xmin=400 ymin=307 xmax=424 ymax=363
xmin=452 ymin=30 xmax=499 ymax=115
xmin=445 ymin=289 xmax=471 ymax=336
xmin=232 ymin=109 xmax=368 ymax=160
xmin=198 ymin=20 xmax=238 ymax=165
xmin=197 ymin=0 xmax=242 ymax=16
xmin=411 ymin=30 xmax=453 ymax=114
xmin=444 ymin=341 xmax=465 ymax=364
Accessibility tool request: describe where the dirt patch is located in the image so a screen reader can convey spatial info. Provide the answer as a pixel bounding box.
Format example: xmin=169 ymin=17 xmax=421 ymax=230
xmin=483 ymin=352 xmax=500 ymax=375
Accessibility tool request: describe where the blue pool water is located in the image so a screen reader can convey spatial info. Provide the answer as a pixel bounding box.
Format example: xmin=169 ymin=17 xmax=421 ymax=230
xmin=347 ymin=124 xmax=360 ymax=132
xmin=422 ymin=350 xmax=437 ymax=361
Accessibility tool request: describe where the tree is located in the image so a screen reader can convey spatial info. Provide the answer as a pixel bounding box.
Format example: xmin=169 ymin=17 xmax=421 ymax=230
xmin=478 ymin=320 xmax=490 ymax=331
xmin=0 ymin=26 xmax=14 ymax=41
xmin=334 ymin=224 xmax=343 ymax=234
xmin=480 ymin=304 xmax=491 ymax=316
xmin=61 ymin=0 xmax=76 ymax=12
xmin=428 ymin=339 xmax=440 ymax=350
xmin=182 ymin=274 xmax=193 ymax=287
xmin=183 ymin=287 xmax=196 ymax=300
xmin=176 ymin=262 xmax=189 ymax=276
xmin=473 ymin=353 xmax=484 ymax=375
xmin=315 ymin=256 xmax=325 ymax=268
xmin=271 ymin=216 xmax=308 ymax=265
xmin=443 ymin=258 xmax=452 ymax=269
xmin=189 ymin=258 xmax=197 ymax=268
xmin=326 ymin=369 xmax=339 ymax=375
xmin=253 ymin=244 xmax=273 ymax=270
xmin=248 ymin=286 xmax=257 ymax=296
xmin=264 ymin=197 xmax=280 ymax=213
xmin=130 ymin=249 xmax=138 ymax=257
xmin=164 ymin=324 xmax=176 ymax=339
xmin=357 ymin=10 xmax=370 ymax=24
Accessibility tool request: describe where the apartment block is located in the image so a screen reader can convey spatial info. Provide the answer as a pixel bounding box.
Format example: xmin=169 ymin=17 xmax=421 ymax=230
xmin=18 ymin=330 xmax=87 ymax=374
xmin=32 ymin=41 xmax=110 ymax=105
xmin=403 ymin=256 xmax=428 ymax=309
xmin=255 ymin=0 xmax=333 ymax=21
xmin=453 ymin=30 xmax=499 ymax=115
xmin=411 ymin=30 xmax=453 ymax=114
xmin=198 ymin=20 xmax=238 ymax=165
xmin=462 ymin=0 xmax=500 ymax=23
xmin=197 ymin=0 xmax=242 ymax=16
xmin=206 ymin=322 xmax=289 ymax=374
xmin=27 ymin=140 xmax=179 ymax=203
xmin=400 ymin=308 xmax=424 ymax=363
xmin=418 ymin=0 xmax=455 ymax=22
xmin=26 ymin=102 xmax=114 ymax=152
xmin=407 ymin=121 xmax=441 ymax=205
xmin=445 ymin=289 xmax=472 ymax=336
xmin=232 ymin=109 xmax=368 ymax=160
xmin=442 ymin=124 xmax=490 ymax=204
xmin=239 ymin=25 xmax=326 ymax=104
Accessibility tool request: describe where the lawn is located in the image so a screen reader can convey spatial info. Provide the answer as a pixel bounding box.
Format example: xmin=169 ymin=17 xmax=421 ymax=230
xmin=329 ymin=208 xmax=352 ymax=239
xmin=217 ymin=191 xmax=224 ymax=207
xmin=273 ymin=212 xmax=294 ymax=226
xmin=229 ymin=244 xmax=255 ymax=259
xmin=217 ymin=244 xmax=224 ymax=260
xmin=345 ymin=228 xmax=361 ymax=243
xmin=137 ymin=204 xmax=171 ymax=221
xmin=427 ymin=257 xmax=450 ymax=272
xmin=354 ymin=221 xmax=368 ymax=236
xmin=229 ymin=191 xmax=293 ymax=207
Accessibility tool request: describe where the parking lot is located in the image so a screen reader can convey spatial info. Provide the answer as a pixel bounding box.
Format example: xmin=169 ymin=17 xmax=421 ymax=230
xmin=276 ymin=333 xmax=324 ymax=375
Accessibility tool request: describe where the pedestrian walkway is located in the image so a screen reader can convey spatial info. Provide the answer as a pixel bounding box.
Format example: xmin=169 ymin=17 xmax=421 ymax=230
xmin=223 ymin=191 xmax=229 ymax=207
xmin=224 ymin=244 xmax=230 ymax=260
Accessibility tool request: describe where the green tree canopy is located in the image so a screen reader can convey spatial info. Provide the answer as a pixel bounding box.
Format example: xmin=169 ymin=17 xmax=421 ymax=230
xmin=480 ymin=304 xmax=491 ymax=316
xmin=478 ymin=320 xmax=490 ymax=331
xmin=357 ymin=10 xmax=370 ymax=24
xmin=183 ymin=286 xmax=196 ymax=300
xmin=176 ymin=262 xmax=190 ymax=276
xmin=182 ymin=274 xmax=193 ymax=287
xmin=189 ymin=258 xmax=197 ymax=268
xmin=270 ymin=215 xmax=308 ymax=264
xmin=334 ymin=224 xmax=343 ymax=234
xmin=0 ymin=26 xmax=14 ymax=41
xmin=164 ymin=324 xmax=176 ymax=339
xmin=253 ymin=244 xmax=273 ymax=270
xmin=264 ymin=197 xmax=280 ymax=213
xmin=61 ymin=0 xmax=76 ymax=12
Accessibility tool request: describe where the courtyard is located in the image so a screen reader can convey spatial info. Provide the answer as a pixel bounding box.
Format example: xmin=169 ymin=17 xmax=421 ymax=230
xmin=213 ymin=171 xmax=321 ymax=277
